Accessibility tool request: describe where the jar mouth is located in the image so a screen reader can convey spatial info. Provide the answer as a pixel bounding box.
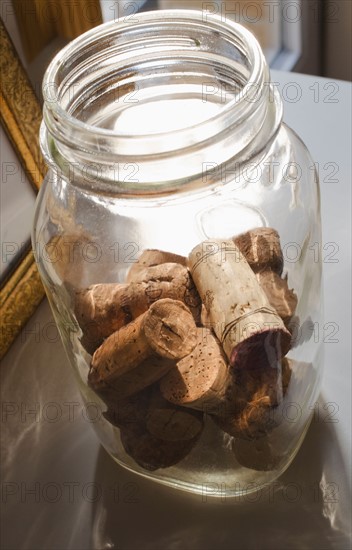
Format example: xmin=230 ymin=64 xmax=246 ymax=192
xmin=41 ymin=9 xmax=281 ymax=191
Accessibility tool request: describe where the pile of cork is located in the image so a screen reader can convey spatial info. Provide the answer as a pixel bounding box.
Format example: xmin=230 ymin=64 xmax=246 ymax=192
xmin=75 ymin=228 xmax=297 ymax=471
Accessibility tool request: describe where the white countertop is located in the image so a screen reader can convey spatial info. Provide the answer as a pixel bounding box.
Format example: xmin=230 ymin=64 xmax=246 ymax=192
xmin=1 ymin=71 xmax=351 ymax=550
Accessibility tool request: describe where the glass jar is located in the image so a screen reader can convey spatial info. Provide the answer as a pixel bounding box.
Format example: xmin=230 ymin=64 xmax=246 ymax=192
xmin=33 ymin=10 xmax=323 ymax=496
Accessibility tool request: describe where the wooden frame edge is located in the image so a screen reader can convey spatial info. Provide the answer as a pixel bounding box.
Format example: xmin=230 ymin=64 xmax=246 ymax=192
xmin=0 ymin=251 xmax=45 ymax=359
xmin=0 ymin=18 xmax=46 ymax=360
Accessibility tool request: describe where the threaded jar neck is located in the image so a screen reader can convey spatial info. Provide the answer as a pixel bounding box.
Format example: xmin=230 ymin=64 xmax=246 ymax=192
xmin=41 ymin=10 xmax=282 ymax=194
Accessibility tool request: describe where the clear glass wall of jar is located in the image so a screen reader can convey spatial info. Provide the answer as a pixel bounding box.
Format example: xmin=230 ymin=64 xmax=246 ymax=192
xmin=33 ymin=10 xmax=323 ymax=496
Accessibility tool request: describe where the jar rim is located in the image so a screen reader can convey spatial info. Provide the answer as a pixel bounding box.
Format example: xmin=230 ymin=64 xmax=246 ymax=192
xmin=41 ymin=9 xmax=281 ymax=192
xmin=43 ymin=10 xmax=265 ymax=140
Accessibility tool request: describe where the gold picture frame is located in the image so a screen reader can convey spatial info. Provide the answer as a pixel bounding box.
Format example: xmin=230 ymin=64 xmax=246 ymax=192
xmin=0 ymin=19 xmax=46 ymax=359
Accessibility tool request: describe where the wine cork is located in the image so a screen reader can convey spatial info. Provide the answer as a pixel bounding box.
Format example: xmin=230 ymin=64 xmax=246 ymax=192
xmin=160 ymin=328 xmax=231 ymax=412
xmin=231 ymin=357 xmax=292 ymax=408
xmin=103 ymin=386 xmax=203 ymax=453
xmin=89 ymin=299 xmax=197 ymax=393
xmin=232 ymin=437 xmax=282 ymax=471
xmin=212 ymin=358 xmax=292 ymax=440
xmin=233 ymin=227 xmax=284 ymax=274
xmin=127 ymin=249 xmax=187 ymax=282
xmin=256 ymin=270 xmax=298 ymax=328
xmin=146 ymin=390 xmax=204 ymax=441
xmin=120 ymin=424 xmax=200 ymax=471
xmin=98 ymin=355 xmax=174 ymax=400
xmin=76 ymin=267 xmax=200 ymax=352
xmin=126 ymin=262 xmax=185 ymax=284
xmin=188 ymin=240 xmax=291 ymax=369
xmin=213 ymin=390 xmax=277 ymax=440
xmin=143 ymin=299 xmax=197 ymax=358
xmin=104 ymin=386 xmax=202 ymax=472
xmin=102 ymin=387 xmax=152 ymax=429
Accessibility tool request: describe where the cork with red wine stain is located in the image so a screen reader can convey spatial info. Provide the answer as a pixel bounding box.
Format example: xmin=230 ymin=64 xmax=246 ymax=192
xmin=188 ymin=240 xmax=291 ymax=370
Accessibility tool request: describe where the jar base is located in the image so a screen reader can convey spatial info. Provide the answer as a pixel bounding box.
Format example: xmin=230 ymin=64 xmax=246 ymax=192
xmin=102 ymin=414 xmax=314 ymax=499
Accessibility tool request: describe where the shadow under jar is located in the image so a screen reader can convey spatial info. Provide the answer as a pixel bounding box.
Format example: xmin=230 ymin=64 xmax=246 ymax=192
xmin=33 ymin=10 xmax=323 ymax=496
